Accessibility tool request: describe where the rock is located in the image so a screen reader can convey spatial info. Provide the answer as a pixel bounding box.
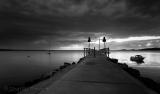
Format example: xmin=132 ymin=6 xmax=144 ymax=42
xmin=54 ymin=69 xmax=59 ymax=72
xmin=72 ymin=62 xmax=76 ymax=65
xmin=59 ymin=65 xmax=66 ymax=70
xmin=119 ymin=63 xmax=128 ymax=69
xmin=77 ymin=58 xmax=84 ymax=63
xmin=46 ymin=72 xmax=53 ymax=77
xmin=64 ymin=62 xmax=71 ymax=66
xmin=59 ymin=63 xmax=71 ymax=70
xmin=138 ymin=77 xmax=160 ymax=93
xmin=110 ymin=58 xmax=118 ymax=63
xmin=115 ymin=58 xmax=160 ymax=93
xmin=51 ymin=71 xmax=56 ymax=75
xmin=124 ymin=68 xmax=140 ymax=77
xmin=40 ymin=72 xmax=53 ymax=81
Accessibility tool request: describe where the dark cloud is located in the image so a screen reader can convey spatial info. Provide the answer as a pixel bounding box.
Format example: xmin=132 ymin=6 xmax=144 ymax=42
xmin=1 ymin=0 xmax=160 ymax=17
xmin=0 ymin=0 xmax=127 ymax=17
xmin=127 ymin=0 xmax=160 ymax=17
xmin=0 ymin=0 xmax=160 ymax=49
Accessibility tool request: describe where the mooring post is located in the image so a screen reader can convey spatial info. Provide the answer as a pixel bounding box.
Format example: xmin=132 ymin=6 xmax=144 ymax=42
xmin=108 ymin=47 xmax=110 ymax=58
xmin=107 ymin=47 xmax=110 ymax=58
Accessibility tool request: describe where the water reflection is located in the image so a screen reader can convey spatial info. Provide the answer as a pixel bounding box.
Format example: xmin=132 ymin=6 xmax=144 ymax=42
xmin=0 ymin=51 xmax=83 ymax=86
xmin=0 ymin=50 xmax=160 ymax=86
xmin=110 ymin=51 xmax=160 ymax=67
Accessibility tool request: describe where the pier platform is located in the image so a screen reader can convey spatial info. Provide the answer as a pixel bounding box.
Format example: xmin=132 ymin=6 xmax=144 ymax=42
xmin=37 ymin=55 xmax=156 ymax=94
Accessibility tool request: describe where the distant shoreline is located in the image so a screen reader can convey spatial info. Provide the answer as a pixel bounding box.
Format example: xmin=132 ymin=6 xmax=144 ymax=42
xmin=0 ymin=49 xmax=83 ymax=51
xmin=114 ymin=48 xmax=160 ymax=51
xmin=0 ymin=48 xmax=160 ymax=51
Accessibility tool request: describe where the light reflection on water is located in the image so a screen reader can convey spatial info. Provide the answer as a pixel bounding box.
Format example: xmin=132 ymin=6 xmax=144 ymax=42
xmin=110 ymin=51 xmax=160 ymax=82
xmin=110 ymin=51 xmax=160 ymax=67
xmin=0 ymin=51 xmax=83 ymax=86
xmin=0 ymin=50 xmax=160 ymax=86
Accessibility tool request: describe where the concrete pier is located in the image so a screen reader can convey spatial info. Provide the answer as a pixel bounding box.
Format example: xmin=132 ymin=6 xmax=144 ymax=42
xmin=37 ymin=55 xmax=156 ymax=94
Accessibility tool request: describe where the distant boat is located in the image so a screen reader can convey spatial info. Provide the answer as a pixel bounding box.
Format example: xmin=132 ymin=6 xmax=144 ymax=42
xmin=130 ymin=55 xmax=145 ymax=64
xmin=27 ymin=56 xmax=31 ymax=58
xmin=48 ymin=50 xmax=51 ymax=55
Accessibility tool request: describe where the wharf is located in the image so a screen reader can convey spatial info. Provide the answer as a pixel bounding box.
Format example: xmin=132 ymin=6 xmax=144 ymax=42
xmin=37 ymin=55 xmax=156 ymax=94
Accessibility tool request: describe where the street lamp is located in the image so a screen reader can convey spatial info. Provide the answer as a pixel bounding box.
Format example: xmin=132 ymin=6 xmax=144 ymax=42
xmin=88 ymin=37 xmax=91 ymax=55
xmin=88 ymin=37 xmax=91 ymax=49
xmin=103 ymin=37 xmax=106 ymax=49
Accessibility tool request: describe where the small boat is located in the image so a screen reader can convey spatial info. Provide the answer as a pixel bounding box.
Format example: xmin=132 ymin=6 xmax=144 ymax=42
xmin=48 ymin=51 xmax=51 ymax=55
xmin=27 ymin=56 xmax=31 ymax=58
xmin=130 ymin=55 xmax=145 ymax=64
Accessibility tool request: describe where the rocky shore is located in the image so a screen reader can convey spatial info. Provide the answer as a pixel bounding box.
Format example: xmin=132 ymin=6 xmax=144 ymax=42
xmin=1 ymin=57 xmax=159 ymax=94
xmin=1 ymin=57 xmax=85 ymax=94
xmin=109 ymin=58 xmax=160 ymax=94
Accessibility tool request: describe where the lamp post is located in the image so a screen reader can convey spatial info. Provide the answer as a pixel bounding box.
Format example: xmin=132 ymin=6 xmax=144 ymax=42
xmin=103 ymin=37 xmax=106 ymax=55
xmin=103 ymin=37 xmax=106 ymax=49
xmin=88 ymin=37 xmax=91 ymax=48
xmin=99 ymin=38 xmax=100 ymax=50
xmin=88 ymin=37 xmax=91 ymax=54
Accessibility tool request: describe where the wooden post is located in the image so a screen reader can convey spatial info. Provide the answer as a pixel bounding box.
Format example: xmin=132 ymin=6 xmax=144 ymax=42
xmin=108 ymin=48 xmax=110 ymax=58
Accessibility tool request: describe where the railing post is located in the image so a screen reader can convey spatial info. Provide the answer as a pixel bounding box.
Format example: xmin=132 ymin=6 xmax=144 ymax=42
xmin=107 ymin=47 xmax=110 ymax=58
xmin=94 ymin=47 xmax=96 ymax=57
xmin=87 ymin=48 xmax=88 ymax=56
xmin=108 ymin=48 xmax=110 ymax=58
xmin=84 ymin=48 xmax=85 ymax=57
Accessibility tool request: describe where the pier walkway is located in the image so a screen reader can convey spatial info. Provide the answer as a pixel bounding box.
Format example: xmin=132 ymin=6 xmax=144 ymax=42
xmin=38 ymin=55 xmax=156 ymax=94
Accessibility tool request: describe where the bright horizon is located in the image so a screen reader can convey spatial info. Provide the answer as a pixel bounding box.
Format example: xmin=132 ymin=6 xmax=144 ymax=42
xmin=57 ymin=36 xmax=160 ymax=50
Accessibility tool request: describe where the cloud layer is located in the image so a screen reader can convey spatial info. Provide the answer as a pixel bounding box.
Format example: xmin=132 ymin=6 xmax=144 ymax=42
xmin=0 ymin=0 xmax=160 ymax=50
xmin=0 ymin=0 xmax=127 ymax=17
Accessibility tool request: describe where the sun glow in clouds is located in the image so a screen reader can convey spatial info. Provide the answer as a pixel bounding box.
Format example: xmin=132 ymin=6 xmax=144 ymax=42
xmin=59 ymin=36 xmax=160 ymax=50
xmin=94 ymin=36 xmax=160 ymax=44
xmin=109 ymin=36 xmax=160 ymax=43
xmin=93 ymin=36 xmax=160 ymax=46
xmin=60 ymin=44 xmax=84 ymax=50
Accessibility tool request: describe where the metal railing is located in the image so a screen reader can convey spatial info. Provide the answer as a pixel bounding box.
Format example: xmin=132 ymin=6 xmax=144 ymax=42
xmin=84 ymin=47 xmax=110 ymax=58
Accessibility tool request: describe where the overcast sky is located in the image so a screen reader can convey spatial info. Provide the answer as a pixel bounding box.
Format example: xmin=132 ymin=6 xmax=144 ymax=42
xmin=0 ymin=0 xmax=160 ymax=50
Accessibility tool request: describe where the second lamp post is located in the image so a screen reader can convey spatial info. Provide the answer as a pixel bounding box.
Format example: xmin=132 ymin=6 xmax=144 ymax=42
xmin=103 ymin=37 xmax=106 ymax=49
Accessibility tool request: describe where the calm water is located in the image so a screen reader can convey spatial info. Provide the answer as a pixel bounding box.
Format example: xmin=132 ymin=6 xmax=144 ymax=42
xmin=110 ymin=51 xmax=160 ymax=82
xmin=0 ymin=51 xmax=83 ymax=86
xmin=0 ymin=50 xmax=160 ymax=87
xmin=110 ymin=51 xmax=160 ymax=67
